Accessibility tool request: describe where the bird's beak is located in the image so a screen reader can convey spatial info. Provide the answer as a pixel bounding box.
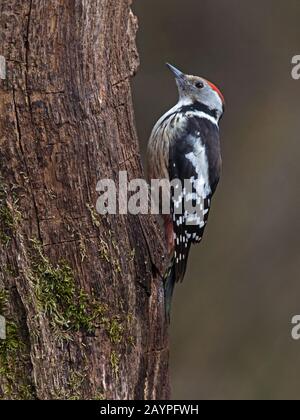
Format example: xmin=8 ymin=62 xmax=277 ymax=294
xmin=166 ymin=63 xmax=186 ymax=85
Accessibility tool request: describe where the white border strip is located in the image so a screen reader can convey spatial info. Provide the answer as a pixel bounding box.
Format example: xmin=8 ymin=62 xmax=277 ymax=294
xmin=0 ymin=315 xmax=6 ymax=340
xmin=0 ymin=56 xmax=6 ymax=80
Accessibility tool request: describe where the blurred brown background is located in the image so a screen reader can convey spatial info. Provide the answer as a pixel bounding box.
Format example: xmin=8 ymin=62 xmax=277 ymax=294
xmin=132 ymin=0 xmax=300 ymax=400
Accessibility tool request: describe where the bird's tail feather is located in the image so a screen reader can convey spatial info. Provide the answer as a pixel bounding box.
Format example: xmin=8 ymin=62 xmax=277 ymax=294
xmin=163 ymin=251 xmax=190 ymax=323
xmin=164 ymin=257 xmax=186 ymax=323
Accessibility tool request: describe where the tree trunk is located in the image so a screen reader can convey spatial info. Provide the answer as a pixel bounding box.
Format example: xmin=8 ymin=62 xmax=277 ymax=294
xmin=0 ymin=0 xmax=170 ymax=400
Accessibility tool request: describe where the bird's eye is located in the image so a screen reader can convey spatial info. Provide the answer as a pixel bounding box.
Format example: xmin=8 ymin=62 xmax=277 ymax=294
xmin=195 ymin=82 xmax=204 ymax=89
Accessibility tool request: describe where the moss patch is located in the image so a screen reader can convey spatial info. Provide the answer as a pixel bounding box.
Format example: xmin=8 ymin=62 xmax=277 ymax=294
xmin=0 ymin=288 xmax=8 ymax=315
xmin=92 ymin=391 xmax=105 ymax=400
xmin=0 ymin=181 xmax=20 ymax=246
xmin=66 ymin=371 xmax=87 ymax=400
xmin=28 ymin=239 xmax=134 ymax=386
xmin=0 ymin=321 xmax=34 ymax=400
xmin=29 ymin=240 xmax=127 ymax=340
xmin=0 ymin=289 xmax=34 ymax=399
xmin=99 ymin=238 xmax=110 ymax=263
xmin=30 ymin=240 xmax=106 ymax=333
xmin=110 ymin=350 xmax=120 ymax=378
xmin=129 ymin=249 xmax=136 ymax=262
xmin=79 ymin=235 xmax=87 ymax=262
xmin=98 ymin=238 xmax=122 ymax=274
xmin=105 ymin=316 xmax=124 ymax=345
xmin=86 ymin=203 xmax=101 ymax=228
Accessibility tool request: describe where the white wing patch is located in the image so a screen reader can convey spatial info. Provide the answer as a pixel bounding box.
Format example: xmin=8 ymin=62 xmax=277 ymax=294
xmin=185 ymin=139 xmax=211 ymax=199
xmin=181 ymin=138 xmax=211 ymax=233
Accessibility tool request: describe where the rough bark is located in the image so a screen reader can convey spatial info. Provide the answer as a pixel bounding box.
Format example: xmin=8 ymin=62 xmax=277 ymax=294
xmin=0 ymin=0 xmax=169 ymax=400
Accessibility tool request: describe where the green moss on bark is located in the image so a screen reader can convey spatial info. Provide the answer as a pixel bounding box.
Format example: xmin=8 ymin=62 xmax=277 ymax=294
xmin=29 ymin=239 xmax=106 ymax=333
xmin=0 ymin=320 xmax=34 ymax=400
xmin=0 ymin=181 xmax=18 ymax=246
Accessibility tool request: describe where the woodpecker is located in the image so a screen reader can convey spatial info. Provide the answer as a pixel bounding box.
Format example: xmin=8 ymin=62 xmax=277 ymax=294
xmin=147 ymin=64 xmax=225 ymax=321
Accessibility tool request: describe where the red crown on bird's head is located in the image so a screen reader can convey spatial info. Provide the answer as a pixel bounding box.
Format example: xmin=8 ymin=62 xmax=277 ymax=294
xmin=206 ymin=80 xmax=225 ymax=105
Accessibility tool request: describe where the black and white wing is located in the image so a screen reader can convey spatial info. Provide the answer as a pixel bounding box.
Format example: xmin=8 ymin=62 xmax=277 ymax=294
xmin=169 ymin=117 xmax=221 ymax=282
